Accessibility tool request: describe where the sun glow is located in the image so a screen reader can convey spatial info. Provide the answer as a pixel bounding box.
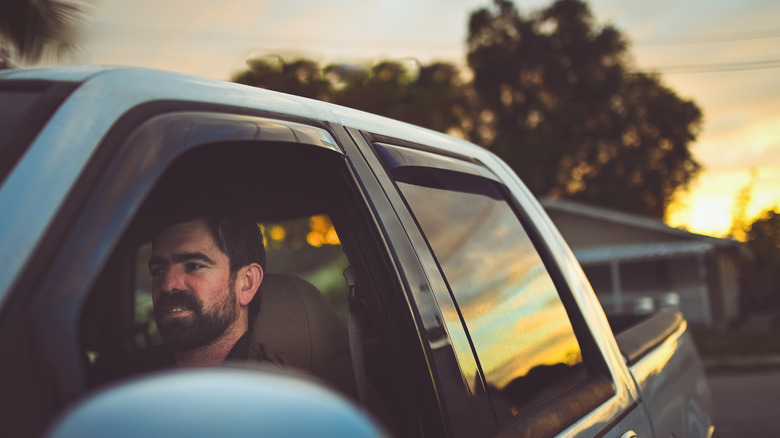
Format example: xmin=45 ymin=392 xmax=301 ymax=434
xmin=667 ymin=165 xmax=780 ymax=239
xmin=666 ymin=195 xmax=734 ymax=237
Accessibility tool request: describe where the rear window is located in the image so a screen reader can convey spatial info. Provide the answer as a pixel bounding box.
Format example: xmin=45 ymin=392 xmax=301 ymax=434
xmin=375 ymin=141 xmax=616 ymax=436
xmin=395 ymin=172 xmax=587 ymax=418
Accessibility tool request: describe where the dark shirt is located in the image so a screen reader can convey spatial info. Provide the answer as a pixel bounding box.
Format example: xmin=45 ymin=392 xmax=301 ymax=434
xmin=89 ymin=330 xmax=268 ymax=388
xmin=225 ymin=330 xmax=251 ymax=361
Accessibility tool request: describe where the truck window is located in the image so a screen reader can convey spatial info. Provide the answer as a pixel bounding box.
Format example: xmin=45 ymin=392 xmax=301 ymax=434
xmin=71 ymin=125 xmax=413 ymax=435
xmin=79 ymin=142 xmax=354 ymax=385
xmin=382 ymin=147 xmax=614 ymax=435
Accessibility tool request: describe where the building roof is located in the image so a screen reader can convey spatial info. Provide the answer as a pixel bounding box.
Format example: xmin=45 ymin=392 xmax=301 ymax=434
xmin=539 ymin=197 xmax=740 ymax=250
xmin=574 ymin=241 xmax=714 ymax=265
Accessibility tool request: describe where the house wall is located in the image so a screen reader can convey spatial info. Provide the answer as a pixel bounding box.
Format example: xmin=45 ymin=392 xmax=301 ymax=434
xmin=712 ymin=252 xmax=740 ymax=327
xmin=544 ymin=203 xmax=741 ymax=328
xmin=720 ymin=254 xmax=740 ymax=320
xmin=620 ymin=259 xmax=669 ymax=292
xmin=668 ymin=256 xmax=703 ymax=291
xmin=583 ymin=257 xmax=701 ymax=296
xmin=582 ymin=256 xmax=712 ymax=326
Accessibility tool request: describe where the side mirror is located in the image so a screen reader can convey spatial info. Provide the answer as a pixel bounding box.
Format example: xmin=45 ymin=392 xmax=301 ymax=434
xmin=48 ymin=368 xmax=385 ymax=437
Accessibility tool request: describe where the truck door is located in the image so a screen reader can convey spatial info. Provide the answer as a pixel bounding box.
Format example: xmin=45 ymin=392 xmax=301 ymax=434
xmin=358 ymin=137 xmax=656 ymax=438
xmin=0 ymin=107 xmax=436 ymax=437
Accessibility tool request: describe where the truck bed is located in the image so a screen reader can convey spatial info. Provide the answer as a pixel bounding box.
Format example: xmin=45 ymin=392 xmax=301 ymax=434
xmin=608 ymin=309 xmax=714 ymax=438
xmin=607 ymin=308 xmax=685 ymax=365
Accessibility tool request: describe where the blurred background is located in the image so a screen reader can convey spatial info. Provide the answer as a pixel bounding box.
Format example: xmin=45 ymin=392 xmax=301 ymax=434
xmin=4 ymin=0 xmax=779 ymax=236
xmin=2 ymin=0 xmax=779 ymax=434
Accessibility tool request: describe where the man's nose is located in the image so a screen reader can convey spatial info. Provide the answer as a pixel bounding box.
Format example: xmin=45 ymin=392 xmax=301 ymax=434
xmin=160 ymin=267 xmax=186 ymax=292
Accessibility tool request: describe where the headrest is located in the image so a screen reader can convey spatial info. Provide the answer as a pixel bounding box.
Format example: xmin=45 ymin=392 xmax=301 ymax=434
xmin=249 ymin=273 xmax=355 ymax=397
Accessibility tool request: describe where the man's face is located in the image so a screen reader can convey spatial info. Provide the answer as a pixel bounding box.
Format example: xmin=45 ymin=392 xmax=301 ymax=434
xmin=148 ymin=219 xmax=238 ymax=350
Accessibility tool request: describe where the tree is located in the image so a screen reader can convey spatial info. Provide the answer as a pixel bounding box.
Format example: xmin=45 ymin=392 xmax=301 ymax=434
xmin=467 ymin=0 xmax=702 ymax=219
xmin=741 ymin=209 xmax=780 ymax=309
xmin=728 ymin=168 xmax=758 ymax=241
xmin=233 ymin=0 xmax=702 ymax=220
xmin=232 ymin=57 xmax=472 ymax=136
xmin=0 ymin=0 xmax=84 ymax=68
xmin=234 ymin=57 xmax=332 ymax=101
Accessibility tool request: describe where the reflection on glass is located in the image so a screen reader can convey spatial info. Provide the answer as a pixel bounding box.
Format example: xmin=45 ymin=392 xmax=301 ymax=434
xmin=397 ymin=178 xmax=585 ymax=419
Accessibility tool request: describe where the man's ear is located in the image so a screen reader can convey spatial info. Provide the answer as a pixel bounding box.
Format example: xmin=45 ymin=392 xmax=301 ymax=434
xmin=236 ymin=263 xmax=263 ymax=307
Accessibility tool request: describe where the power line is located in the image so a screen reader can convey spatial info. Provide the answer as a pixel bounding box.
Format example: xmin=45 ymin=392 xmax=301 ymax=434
xmin=643 ymin=59 xmax=780 ymax=74
xmin=634 ymin=28 xmax=780 ymax=47
xmin=90 ymin=21 xmax=780 ymax=74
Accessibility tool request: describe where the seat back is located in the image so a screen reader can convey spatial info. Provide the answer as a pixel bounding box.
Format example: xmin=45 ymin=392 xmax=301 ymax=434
xmin=249 ymin=273 xmax=356 ymax=398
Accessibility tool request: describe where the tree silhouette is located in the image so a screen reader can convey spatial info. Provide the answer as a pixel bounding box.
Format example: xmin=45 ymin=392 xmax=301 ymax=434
xmin=233 ymin=0 xmax=703 ymax=220
xmin=234 ymin=57 xmax=332 ymax=101
xmin=728 ymin=168 xmax=758 ymax=241
xmin=232 ymin=57 xmax=471 ymax=136
xmin=741 ymin=209 xmax=780 ymax=310
xmin=467 ymin=0 xmax=702 ymax=219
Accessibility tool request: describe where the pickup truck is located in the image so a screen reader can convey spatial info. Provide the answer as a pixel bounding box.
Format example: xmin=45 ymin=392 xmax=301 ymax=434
xmin=0 ymin=66 xmax=713 ymax=438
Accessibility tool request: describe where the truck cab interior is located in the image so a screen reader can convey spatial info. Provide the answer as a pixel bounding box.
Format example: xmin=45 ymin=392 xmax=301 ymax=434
xmin=76 ymin=139 xmax=410 ymax=434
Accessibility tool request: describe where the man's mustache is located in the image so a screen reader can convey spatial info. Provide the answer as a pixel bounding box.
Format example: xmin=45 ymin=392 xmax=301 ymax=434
xmin=154 ymin=290 xmax=202 ymax=315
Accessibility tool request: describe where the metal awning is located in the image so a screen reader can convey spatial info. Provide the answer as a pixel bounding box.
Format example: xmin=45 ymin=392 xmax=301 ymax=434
xmin=574 ymin=241 xmax=713 ymax=265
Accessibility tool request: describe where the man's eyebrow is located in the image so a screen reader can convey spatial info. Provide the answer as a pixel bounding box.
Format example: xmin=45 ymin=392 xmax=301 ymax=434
xmin=148 ymin=252 xmax=216 ymax=268
xmin=171 ymin=252 xmax=216 ymax=265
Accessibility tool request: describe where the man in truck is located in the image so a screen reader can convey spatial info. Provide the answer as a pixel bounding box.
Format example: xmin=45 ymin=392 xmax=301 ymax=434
xmin=146 ymin=200 xmax=282 ymax=368
xmin=94 ymin=199 xmax=289 ymax=380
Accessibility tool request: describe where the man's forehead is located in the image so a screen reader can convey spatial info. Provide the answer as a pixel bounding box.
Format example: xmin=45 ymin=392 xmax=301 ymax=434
xmin=152 ymin=219 xmax=221 ymax=255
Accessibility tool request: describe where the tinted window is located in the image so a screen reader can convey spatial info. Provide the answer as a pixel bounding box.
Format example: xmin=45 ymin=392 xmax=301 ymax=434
xmin=394 ymin=168 xmax=589 ymax=424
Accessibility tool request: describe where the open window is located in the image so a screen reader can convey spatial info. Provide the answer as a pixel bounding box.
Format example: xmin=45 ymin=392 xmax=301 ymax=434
xmin=86 ymin=144 xmax=350 ymax=350
xmin=79 ymin=138 xmax=353 ymax=371
xmin=61 ymin=112 xmax=410 ymax=435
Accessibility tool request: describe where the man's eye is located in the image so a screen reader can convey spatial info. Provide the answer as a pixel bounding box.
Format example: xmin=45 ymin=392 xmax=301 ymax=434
xmin=186 ymin=262 xmax=205 ymax=272
xmin=149 ymin=266 xmax=164 ymax=277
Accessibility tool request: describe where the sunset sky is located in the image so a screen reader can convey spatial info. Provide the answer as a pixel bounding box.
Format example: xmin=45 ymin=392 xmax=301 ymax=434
xmin=74 ymin=0 xmax=780 ymax=238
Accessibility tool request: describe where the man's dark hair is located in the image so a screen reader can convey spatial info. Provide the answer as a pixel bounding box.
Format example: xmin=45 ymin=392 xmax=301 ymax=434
xmin=151 ymin=197 xmax=266 ymax=319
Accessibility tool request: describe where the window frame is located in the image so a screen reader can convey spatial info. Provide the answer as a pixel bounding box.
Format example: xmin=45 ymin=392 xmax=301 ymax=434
xmin=370 ymin=140 xmax=619 ymax=437
xmin=0 ymin=105 xmax=357 ymax=436
xmin=346 ymin=130 xmax=500 ymax=437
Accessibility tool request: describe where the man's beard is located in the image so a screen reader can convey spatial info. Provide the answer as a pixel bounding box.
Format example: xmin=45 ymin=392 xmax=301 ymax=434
xmin=153 ymin=283 xmax=237 ymax=351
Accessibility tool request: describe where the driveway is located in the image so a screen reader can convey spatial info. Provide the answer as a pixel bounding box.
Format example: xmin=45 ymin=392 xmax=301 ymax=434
xmin=708 ymin=370 xmax=780 ymax=437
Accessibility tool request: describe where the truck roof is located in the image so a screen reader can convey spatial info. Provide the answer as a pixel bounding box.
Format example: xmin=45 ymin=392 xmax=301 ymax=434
xmin=0 ymin=65 xmax=489 ymax=161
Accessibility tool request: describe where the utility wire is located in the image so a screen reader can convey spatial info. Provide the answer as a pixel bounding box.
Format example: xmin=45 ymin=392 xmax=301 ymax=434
xmin=634 ymin=28 xmax=780 ymax=47
xmin=89 ymin=21 xmax=780 ymax=74
xmin=646 ymin=59 xmax=780 ymax=74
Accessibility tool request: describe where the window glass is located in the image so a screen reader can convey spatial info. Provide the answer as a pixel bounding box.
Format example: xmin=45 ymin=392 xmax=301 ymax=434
xmin=395 ymin=170 xmax=587 ymax=422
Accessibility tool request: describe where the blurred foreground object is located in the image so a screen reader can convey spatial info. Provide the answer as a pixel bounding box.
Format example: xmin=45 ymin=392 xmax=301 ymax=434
xmin=0 ymin=0 xmax=86 ymax=68
xmin=48 ymin=368 xmax=385 ymax=438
